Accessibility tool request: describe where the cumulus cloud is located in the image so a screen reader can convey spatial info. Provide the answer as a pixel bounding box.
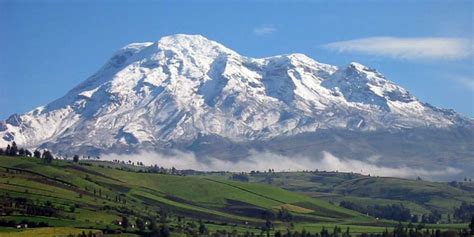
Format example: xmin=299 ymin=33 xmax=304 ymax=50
xmin=323 ymin=37 xmax=472 ymax=60
xmin=254 ymin=25 xmax=277 ymax=36
xmin=101 ymin=150 xmax=461 ymax=180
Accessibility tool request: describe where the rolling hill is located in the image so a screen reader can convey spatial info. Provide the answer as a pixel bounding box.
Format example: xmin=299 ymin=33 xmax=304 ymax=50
xmin=0 ymin=155 xmax=372 ymax=236
xmin=239 ymin=171 xmax=474 ymax=216
xmin=0 ymin=155 xmax=471 ymax=236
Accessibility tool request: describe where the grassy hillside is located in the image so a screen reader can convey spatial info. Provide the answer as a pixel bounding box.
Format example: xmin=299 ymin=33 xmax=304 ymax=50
xmin=0 ymin=227 xmax=102 ymax=237
xmin=0 ymin=155 xmax=471 ymax=236
xmin=232 ymin=171 xmax=474 ymax=217
xmin=0 ymin=155 xmax=374 ymax=236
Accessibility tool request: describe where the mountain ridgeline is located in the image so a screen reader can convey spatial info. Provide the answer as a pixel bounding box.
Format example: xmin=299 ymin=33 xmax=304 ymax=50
xmin=0 ymin=34 xmax=472 ymax=177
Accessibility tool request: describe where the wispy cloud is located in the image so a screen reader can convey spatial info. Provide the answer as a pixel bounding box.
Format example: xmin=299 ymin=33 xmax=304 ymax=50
xmin=323 ymin=37 xmax=472 ymax=60
xmin=102 ymin=150 xmax=461 ymax=180
xmin=450 ymin=75 xmax=474 ymax=91
xmin=253 ymin=25 xmax=277 ymax=36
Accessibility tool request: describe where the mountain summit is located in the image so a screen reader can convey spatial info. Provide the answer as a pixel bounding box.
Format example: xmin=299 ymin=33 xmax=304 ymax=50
xmin=0 ymin=35 xmax=471 ymax=165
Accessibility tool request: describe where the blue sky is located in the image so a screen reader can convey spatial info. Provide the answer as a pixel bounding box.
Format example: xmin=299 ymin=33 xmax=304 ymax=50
xmin=0 ymin=0 xmax=472 ymax=118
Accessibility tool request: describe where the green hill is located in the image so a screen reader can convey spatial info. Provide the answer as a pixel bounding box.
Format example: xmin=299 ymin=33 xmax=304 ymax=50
xmin=0 ymin=155 xmax=372 ymax=235
xmin=0 ymin=155 xmax=471 ymax=236
xmin=240 ymin=171 xmax=474 ymax=217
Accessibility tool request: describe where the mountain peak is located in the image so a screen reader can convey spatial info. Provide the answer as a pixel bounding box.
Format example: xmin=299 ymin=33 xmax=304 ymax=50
xmin=158 ymin=34 xmax=209 ymax=43
xmin=348 ymin=62 xmax=370 ymax=71
xmin=0 ymin=35 xmax=468 ymax=154
xmin=155 ymin=34 xmax=237 ymax=56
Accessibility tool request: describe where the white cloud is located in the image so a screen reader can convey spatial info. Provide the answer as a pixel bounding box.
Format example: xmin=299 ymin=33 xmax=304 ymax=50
xmin=102 ymin=150 xmax=461 ymax=180
xmin=323 ymin=37 xmax=472 ymax=60
xmin=253 ymin=25 xmax=277 ymax=36
xmin=450 ymin=75 xmax=474 ymax=91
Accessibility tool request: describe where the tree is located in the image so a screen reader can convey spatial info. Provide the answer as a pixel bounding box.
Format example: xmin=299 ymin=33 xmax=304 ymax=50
xmin=0 ymin=148 xmax=4 ymax=155
xmin=159 ymin=225 xmax=170 ymax=237
xmin=454 ymin=202 xmax=474 ymax=222
xmin=340 ymin=201 xmax=411 ymax=222
xmin=263 ymin=219 xmax=273 ymax=231
xmin=42 ymin=150 xmax=54 ymax=164
xmin=18 ymin=148 xmax=25 ymax=156
xmin=469 ymin=216 xmax=474 ymax=235
xmin=73 ymin=155 xmax=79 ymax=163
xmin=69 ymin=204 xmax=76 ymax=213
xmin=199 ymin=221 xmax=208 ymax=235
xmin=121 ymin=216 xmax=129 ymax=229
xmin=232 ymin=173 xmax=250 ymax=182
xmin=333 ymin=226 xmax=341 ymax=237
xmin=277 ymin=208 xmax=293 ymax=222
xmin=344 ymin=227 xmax=350 ymax=237
xmin=136 ymin=218 xmax=146 ymax=232
xmin=9 ymin=142 xmax=18 ymax=156
xmin=148 ymin=219 xmax=158 ymax=233
xmin=33 ymin=150 xmax=41 ymax=159
xmin=5 ymin=145 xmax=10 ymax=156
xmin=320 ymin=227 xmax=329 ymax=237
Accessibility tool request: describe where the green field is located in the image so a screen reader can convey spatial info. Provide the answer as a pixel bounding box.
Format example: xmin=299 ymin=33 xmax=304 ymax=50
xmin=229 ymin=171 xmax=474 ymax=216
xmin=0 ymin=227 xmax=102 ymax=237
xmin=0 ymin=155 xmax=471 ymax=236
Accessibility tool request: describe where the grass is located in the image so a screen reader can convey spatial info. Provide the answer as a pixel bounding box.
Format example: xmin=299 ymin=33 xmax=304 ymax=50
xmin=0 ymin=155 xmax=471 ymax=236
xmin=0 ymin=227 xmax=101 ymax=237
xmin=239 ymin=171 xmax=474 ymax=216
xmin=0 ymin=155 xmax=366 ymax=235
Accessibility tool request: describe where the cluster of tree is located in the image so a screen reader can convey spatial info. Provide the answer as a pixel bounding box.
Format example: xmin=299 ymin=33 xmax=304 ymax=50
xmin=0 ymin=219 xmax=49 ymax=228
xmin=274 ymin=226 xmax=351 ymax=237
xmin=76 ymin=158 xmax=195 ymax=177
xmin=250 ymin=169 xmax=276 ymax=175
xmin=1 ymin=142 xmax=54 ymax=163
xmin=173 ymin=220 xmax=208 ymax=236
xmin=233 ymin=222 xmax=474 ymax=237
xmin=116 ymin=215 xmax=173 ymax=237
xmin=76 ymin=230 xmax=100 ymax=237
xmin=270 ymin=222 xmax=473 ymax=237
xmin=0 ymin=195 xmax=59 ymax=217
xmin=421 ymin=212 xmax=442 ymax=224
xmin=339 ymin=201 xmax=411 ymax=222
xmin=257 ymin=208 xmax=293 ymax=229
xmin=336 ymin=190 xmax=473 ymax=225
xmin=40 ymin=150 xmax=54 ymax=163
xmin=110 ymin=163 xmax=185 ymax=176
xmin=110 ymin=159 xmax=146 ymax=167
xmin=454 ymin=202 xmax=474 ymax=222
xmin=145 ymin=165 xmax=179 ymax=175
xmin=231 ymin=173 xmax=250 ymax=182
xmin=108 ymin=206 xmax=215 ymax=237
xmin=388 ymin=222 xmax=473 ymax=237
xmin=277 ymin=208 xmax=294 ymax=222
xmin=0 ymin=142 xmax=32 ymax=157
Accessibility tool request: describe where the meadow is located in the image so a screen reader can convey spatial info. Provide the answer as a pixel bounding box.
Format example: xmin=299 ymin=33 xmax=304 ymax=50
xmin=0 ymin=155 xmax=471 ymax=236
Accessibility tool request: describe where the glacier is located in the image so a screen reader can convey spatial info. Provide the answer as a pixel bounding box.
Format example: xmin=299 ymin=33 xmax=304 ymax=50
xmin=0 ymin=34 xmax=472 ymax=163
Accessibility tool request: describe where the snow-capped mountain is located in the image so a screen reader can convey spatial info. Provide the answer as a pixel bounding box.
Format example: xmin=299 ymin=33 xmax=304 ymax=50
xmin=0 ymin=34 xmax=471 ymax=156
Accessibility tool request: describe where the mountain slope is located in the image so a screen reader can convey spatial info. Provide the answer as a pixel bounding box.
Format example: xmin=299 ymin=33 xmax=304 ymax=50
xmin=0 ymin=155 xmax=363 ymax=226
xmin=0 ymin=34 xmax=472 ymax=168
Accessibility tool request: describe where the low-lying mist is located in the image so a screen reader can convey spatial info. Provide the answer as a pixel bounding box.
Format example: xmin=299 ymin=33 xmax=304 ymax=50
xmin=102 ymin=150 xmax=461 ymax=180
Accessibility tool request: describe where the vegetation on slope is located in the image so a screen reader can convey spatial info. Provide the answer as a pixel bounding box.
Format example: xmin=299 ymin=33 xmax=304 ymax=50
xmin=0 ymin=145 xmax=472 ymax=236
